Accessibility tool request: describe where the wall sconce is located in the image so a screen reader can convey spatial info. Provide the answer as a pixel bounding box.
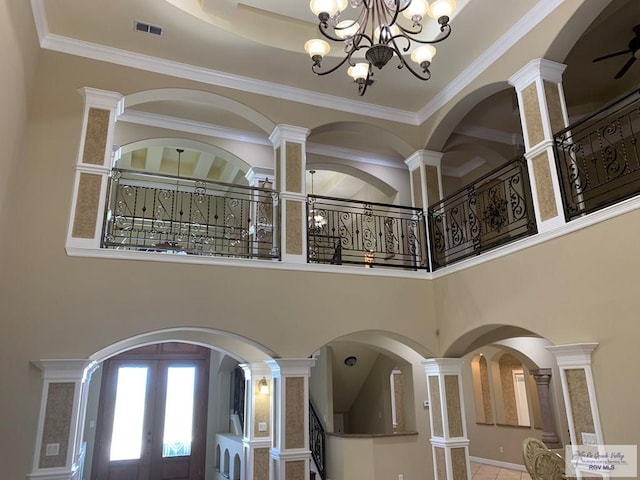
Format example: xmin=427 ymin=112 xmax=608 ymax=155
xmin=258 ymin=377 xmax=269 ymax=395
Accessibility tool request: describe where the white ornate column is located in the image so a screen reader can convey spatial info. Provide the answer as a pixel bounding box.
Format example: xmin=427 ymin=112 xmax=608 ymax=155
xmin=546 ymin=344 xmax=604 ymax=445
xmin=241 ymin=363 xmax=273 ymax=480
xmin=268 ymin=125 xmax=310 ymax=264
xmin=405 ymin=150 xmax=443 ymax=270
xmin=509 ymin=58 xmax=569 ymax=232
xmin=246 ymin=167 xmax=277 ymax=259
xmin=66 ymin=88 xmax=123 ymax=252
xmin=28 ymin=360 xmax=98 ymax=480
xmin=405 ymin=149 xmax=444 ymax=211
xmin=266 ymin=358 xmax=316 ymax=480
xmin=423 ymin=359 xmax=471 ymax=480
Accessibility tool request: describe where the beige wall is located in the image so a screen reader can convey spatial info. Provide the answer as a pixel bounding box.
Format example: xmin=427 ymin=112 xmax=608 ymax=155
xmin=0 ymin=50 xmax=439 ymax=480
xmin=436 ymin=208 xmax=640 ymax=448
xmin=0 ymin=0 xmax=39 ymax=239
xmin=348 ymin=355 xmax=396 ymax=434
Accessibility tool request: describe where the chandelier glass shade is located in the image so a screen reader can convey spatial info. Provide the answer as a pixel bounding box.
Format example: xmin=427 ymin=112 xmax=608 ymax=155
xmin=304 ymin=0 xmax=456 ymax=95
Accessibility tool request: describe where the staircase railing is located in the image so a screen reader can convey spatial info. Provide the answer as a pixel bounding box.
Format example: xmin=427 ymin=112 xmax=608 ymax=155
xmin=427 ymin=155 xmax=537 ymax=269
xmin=554 ymin=88 xmax=640 ymax=221
xmin=309 ymin=401 xmax=326 ymax=480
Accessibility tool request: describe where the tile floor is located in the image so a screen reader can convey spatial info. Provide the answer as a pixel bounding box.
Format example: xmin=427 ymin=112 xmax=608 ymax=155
xmin=471 ymin=462 xmax=532 ymax=480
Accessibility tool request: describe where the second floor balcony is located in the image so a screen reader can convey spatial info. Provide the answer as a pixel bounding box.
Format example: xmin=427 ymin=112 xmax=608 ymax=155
xmin=91 ymin=89 xmax=640 ymax=275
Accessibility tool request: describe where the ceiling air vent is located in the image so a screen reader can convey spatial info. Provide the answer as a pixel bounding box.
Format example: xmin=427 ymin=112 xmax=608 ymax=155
xmin=134 ymin=21 xmax=163 ymax=37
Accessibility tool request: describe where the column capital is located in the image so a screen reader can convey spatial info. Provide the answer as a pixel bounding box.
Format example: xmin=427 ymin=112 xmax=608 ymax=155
xmin=269 ymin=124 xmax=310 ymax=147
xmin=266 ymin=358 xmax=316 ymax=377
xmin=32 ymin=359 xmax=97 ymax=381
xmin=240 ymin=362 xmax=273 ymax=378
xmin=546 ymin=343 xmax=598 ymax=367
xmin=78 ymin=87 xmax=124 ymax=112
xmin=508 ymin=58 xmax=567 ymax=90
xmin=422 ymin=358 xmax=464 ymax=375
xmin=405 ymin=149 xmax=443 ymax=170
xmin=530 ymin=368 xmax=553 ymax=385
xmin=245 ymin=166 xmax=275 ymax=187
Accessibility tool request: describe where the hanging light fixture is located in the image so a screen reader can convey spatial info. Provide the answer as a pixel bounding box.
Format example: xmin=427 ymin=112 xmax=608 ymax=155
xmin=304 ymin=0 xmax=456 ymax=95
xmin=258 ymin=377 xmax=270 ymax=395
xmin=308 ymin=170 xmax=327 ymax=232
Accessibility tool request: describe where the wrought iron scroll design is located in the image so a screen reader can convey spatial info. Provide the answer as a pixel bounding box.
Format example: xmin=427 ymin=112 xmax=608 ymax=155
xmin=309 ymin=401 xmax=326 ymax=480
xmin=307 ymin=195 xmax=429 ymax=270
xmin=102 ymin=169 xmax=279 ymax=259
xmin=427 ymin=155 xmax=537 ymax=270
xmin=554 ymin=89 xmax=640 ymax=221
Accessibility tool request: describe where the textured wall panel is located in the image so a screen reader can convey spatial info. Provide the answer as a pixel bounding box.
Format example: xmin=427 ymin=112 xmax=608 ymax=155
xmin=285 ymin=143 xmax=302 ymax=193
xmin=566 ymin=368 xmax=595 ymax=442
xmin=426 ymin=165 xmax=440 ymax=205
xmin=412 ymin=169 xmax=423 ymax=208
xmin=39 ymin=383 xmax=75 ymax=468
xmin=285 ymin=377 xmax=304 ymax=449
xmin=531 ymin=152 xmax=558 ymax=221
xmin=544 ymin=81 xmax=565 ymax=134
xmin=522 ymin=83 xmax=544 ymax=147
xmin=429 ymin=376 xmax=443 ymax=437
xmin=285 ymin=201 xmax=303 ymax=255
xmin=445 ymin=375 xmax=463 ymax=437
xmin=254 ymin=447 xmax=270 ymax=480
xmin=451 ymin=447 xmax=468 ymax=480
xmin=285 ymin=460 xmax=305 ymax=480
xmin=499 ymin=353 xmax=522 ymax=425
xmin=275 ymin=147 xmax=282 ymax=190
xmin=72 ymin=173 xmax=101 ymax=239
xmin=82 ymin=108 xmax=109 ymax=165
xmin=435 ymin=446 xmax=446 ymax=479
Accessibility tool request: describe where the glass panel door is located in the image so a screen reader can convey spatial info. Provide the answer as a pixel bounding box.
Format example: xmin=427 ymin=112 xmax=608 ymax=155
xmin=162 ymin=366 xmax=196 ymax=457
xmin=110 ymin=366 xmax=149 ymax=461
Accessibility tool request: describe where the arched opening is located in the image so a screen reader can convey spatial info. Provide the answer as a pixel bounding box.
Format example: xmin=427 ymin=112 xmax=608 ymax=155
xmin=233 ymin=453 xmax=241 ymax=480
xmin=80 ymin=328 xmax=273 ymax=480
xmin=446 ymin=327 xmax=568 ymax=470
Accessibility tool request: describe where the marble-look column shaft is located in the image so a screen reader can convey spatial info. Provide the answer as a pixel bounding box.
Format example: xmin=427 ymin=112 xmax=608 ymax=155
xmin=423 ymin=359 xmax=471 ymax=480
xmin=531 ymin=368 xmax=562 ymax=448
xmin=266 ymin=358 xmax=315 ymax=480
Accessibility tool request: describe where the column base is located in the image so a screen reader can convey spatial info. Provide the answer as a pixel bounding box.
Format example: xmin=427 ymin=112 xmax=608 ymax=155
xmin=430 ymin=438 xmax=471 ymax=480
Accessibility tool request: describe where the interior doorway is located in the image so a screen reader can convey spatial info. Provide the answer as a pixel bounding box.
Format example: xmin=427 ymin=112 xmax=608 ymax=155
xmin=91 ymin=343 xmax=210 ymax=480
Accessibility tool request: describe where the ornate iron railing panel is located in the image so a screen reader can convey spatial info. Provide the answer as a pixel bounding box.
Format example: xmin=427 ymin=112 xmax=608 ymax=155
xmin=427 ymin=155 xmax=537 ymax=270
xmin=307 ymin=195 xmax=428 ymax=270
xmin=102 ymin=169 xmax=279 ymax=259
xmin=309 ymin=402 xmax=326 ymax=480
xmin=554 ymin=89 xmax=640 ymax=221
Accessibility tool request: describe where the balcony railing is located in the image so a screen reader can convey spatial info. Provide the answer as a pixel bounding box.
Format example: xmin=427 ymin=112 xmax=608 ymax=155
xmin=554 ymin=89 xmax=640 ymax=221
xmin=102 ymin=169 xmax=279 ymax=259
xmin=307 ymin=195 xmax=429 ymax=270
xmin=427 ymin=155 xmax=537 ymax=270
xmin=309 ymin=401 xmax=326 ymax=480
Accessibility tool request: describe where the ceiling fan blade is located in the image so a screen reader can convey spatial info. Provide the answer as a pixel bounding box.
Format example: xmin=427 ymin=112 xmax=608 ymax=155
xmin=593 ymin=49 xmax=633 ymax=62
xmin=615 ymin=56 xmax=636 ymax=79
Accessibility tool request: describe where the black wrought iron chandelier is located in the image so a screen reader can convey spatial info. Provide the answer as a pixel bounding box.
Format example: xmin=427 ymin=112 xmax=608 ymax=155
xmin=304 ymin=0 xmax=456 ymax=95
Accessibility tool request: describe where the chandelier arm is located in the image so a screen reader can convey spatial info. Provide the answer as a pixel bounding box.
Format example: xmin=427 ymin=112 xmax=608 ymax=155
xmin=396 ymin=54 xmax=432 ymax=81
xmin=311 ymin=52 xmax=357 ymax=76
xmin=410 ymin=23 xmax=452 ymax=45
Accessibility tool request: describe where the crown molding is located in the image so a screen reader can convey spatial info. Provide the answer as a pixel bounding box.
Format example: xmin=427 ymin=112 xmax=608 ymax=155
xmin=416 ymin=0 xmax=565 ymax=124
xmin=37 ymin=32 xmax=420 ymax=125
xmin=29 ymin=0 xmax=49 ymax=44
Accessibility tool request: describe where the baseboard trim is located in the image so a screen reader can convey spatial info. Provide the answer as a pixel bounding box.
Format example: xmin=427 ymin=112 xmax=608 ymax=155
xmin=469 ymin=456 xmax=526 ymax=472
